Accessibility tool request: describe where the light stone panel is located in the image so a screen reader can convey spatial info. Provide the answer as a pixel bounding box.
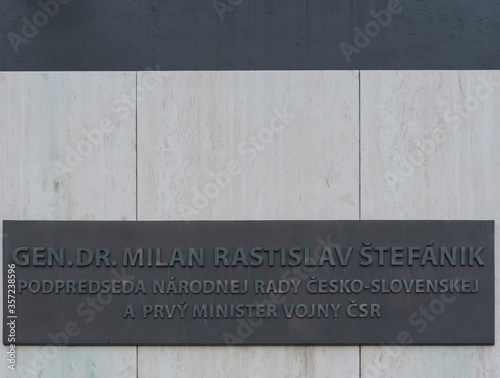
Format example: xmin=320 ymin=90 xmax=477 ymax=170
xmin=360 ymin=71 xmax=500 ymax=378
xmin=137 ymin=71 xmax=359 ymax=221
xmin=138 ymin=346 xmax=359 ymax=378
xmin=137 ymin=71 xmax=360 ymax=377
xmin=0 ymin=72 xmax=137 ymax=378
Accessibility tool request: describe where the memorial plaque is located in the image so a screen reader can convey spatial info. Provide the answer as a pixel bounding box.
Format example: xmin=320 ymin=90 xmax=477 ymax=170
xmin=2 ymin=220 xmax=494 ymax=345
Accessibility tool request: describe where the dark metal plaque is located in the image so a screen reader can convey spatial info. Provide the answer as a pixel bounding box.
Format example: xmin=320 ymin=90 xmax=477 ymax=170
xmin=2 ymin=220 xmax=494 ymax=346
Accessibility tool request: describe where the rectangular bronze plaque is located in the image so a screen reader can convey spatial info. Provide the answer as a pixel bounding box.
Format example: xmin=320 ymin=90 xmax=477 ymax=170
xmin=2 ymin=220 xmax=494 ymax=345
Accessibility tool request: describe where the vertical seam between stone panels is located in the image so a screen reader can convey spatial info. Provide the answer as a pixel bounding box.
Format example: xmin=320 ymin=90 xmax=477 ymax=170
xmin=135 ymin=71 xmax=139 ymax=378
xmin=358 ymin=70 xmax=362 ymax=378
xmin=136 ymin=71 xmax=139 ymax=223
xmin=358 ymin=70 xmax=361 ymax=223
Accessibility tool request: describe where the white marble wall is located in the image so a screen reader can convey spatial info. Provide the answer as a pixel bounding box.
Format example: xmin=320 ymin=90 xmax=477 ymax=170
xmin=137 ymin=71 xmax=359 ymax=221
xmin=360 ymin=71 xmax=500 ymax=377
xmin=136 ymin=71 xmax=360 ymax=377
xmin=1 ymin=70 xmax=498 ymax=377
xmin=0 ymin=72 xmax=137 ymax=377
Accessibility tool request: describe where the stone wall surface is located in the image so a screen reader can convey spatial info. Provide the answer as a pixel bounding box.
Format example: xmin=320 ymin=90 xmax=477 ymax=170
xmin=0 ymin=70 xmax=498 ymax=377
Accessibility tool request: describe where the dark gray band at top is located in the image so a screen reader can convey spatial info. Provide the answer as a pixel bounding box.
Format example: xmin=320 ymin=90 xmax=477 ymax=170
xmin=1 ymin=0 xmax=499 ymax=71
